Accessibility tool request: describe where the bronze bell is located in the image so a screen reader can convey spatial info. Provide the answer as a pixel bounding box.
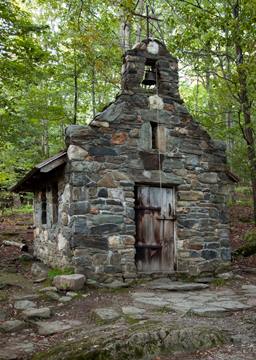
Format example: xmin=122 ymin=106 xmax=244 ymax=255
xmin=142 ymin=68 xmax=156 ymax=86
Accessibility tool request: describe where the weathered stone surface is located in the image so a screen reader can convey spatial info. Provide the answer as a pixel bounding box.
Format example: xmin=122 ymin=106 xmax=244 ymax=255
xmin=111 ymin=132 xmax=128 ymax=144
xmin=31 ymin=38 xmax=232 ymax=280
xmin=93 ymin=308 xmax=120 ymax=323
xmin=13 ymin=294 xmax=39 ymax=301
xmin=178 ymin=191 xmax=204 ymax=201
xmin=0 ymin=320 xmax=26 ymax=333
xmin=31 ymin=262 xmax=48 ymax=278
xmin=59 ymin=296 xmax=72 ymax=303
xmin=53 ymin=274 xmax=85 ymax=291
xmin=14 ymin=300 xmax=36 ymax=310
xmin=189 ymin=306 xmax=230 ymax=317
xmin=39 ymin=286 xmax=57 ymax=293
xmin=37 ymin=320 xmax=82 ymax=336
xmin=44 ymin=291 xmax=60 ymax=301
xmin=242 ymin=284 xmax=256 ymax=294
xmin=105 ymin=280 xmax=129 ymax=289
xmin=198 ymin=172 xmax=218 ymax=184
xmin=122 ymin=306 xmax=146 ymax=319
xmin=147 ymin=281 xmax=209 ymax=292
xmin=67 ymin=145 xmax=88 ymax=160
xmin=22 ymin=307 xmax=51 ymax=319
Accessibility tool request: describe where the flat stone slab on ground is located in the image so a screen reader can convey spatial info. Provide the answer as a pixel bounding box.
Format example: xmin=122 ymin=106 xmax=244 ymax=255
xmin=39 ymin=286 xmax=57 ymax=293
xmin=53 ymin=274 xmax=85 ymax=291
xmin=13 ymin=294 xmax=39 ymax=301
xmin=241 ymin=285 xmax=256 ymax=294
xmin=22 ymin=307 xmax=51 ymax=319
xmin=0 ymin=320 xmax=26 ymax=333
xmin=209 ymin=300 xmax=251 ymax=311
xmin=37 ymin=320 xmax=82 ymax=336
xmin=122 ymin=306 xmax=147 ymax=320
xmin=14 ymin=300 xmax=36 ymax=310
xmin=93 ymin=308 xmax=121 ymax=323
xmin=133 ymin=295 xmax=170 ymax=307
xmin=0 ymin=342 xmax=34 ymax=359
xmin=59 ymin=296 xmax=72 ymax=303
xmin=189 ymin=306 xmax=230 ymax=317
xmin=147 ymin=279 xmax=209 ymax=291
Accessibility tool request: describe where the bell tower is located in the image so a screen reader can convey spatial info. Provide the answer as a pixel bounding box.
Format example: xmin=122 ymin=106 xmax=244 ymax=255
xmin=121 ymin=39 xmax=181 ymax=103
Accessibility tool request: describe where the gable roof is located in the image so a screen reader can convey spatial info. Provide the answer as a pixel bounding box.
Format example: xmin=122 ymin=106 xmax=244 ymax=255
xmin=10 ymin=151 xmax=67 ymax=193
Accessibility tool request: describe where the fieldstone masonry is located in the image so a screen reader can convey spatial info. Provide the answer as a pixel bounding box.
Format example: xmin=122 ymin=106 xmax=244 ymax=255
xmin=31 ymin=39 xmax=234 ymax=279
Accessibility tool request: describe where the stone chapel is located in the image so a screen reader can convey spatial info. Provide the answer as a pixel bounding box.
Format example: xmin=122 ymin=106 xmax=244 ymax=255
xmin=12 ymin=39 xmax=238 ymax=280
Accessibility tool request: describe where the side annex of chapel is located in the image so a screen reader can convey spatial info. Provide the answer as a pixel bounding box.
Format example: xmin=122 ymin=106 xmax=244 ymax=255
xmin=12 ymin=39 xmax=238 ymax=280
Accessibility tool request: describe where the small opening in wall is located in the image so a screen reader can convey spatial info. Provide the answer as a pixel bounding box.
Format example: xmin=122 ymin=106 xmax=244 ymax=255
xmin=52 ymin=183 xmax=58 ymax=224
xmin=142 ymin=59 xmax=157 ymax=89
xmin=41 ymin=190 xmax=47 ymax=225
xmin=151 ymin=122 xmax=158 ymax=149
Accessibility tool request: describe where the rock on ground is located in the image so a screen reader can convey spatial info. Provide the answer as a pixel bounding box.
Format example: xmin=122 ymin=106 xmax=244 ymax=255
xmin=36 ymin=320 xmax=82 ymax=336
xmin=147 ymin=279 xmax=209 ymax=291
xmin=22 ymin=307 xmax=51 ymax=320
xmin=31 ymin=262 xmax=49 ymax=278
xmin=93 ymin=308 xmax=120 ymax=323
xmin=14 ymin=300 xmax=36 ymax=310
xmin=122 ymin=306 xmax=147 ymax=319
xmin=0 ymin=320 xmax=26 ymax=333
xmin=53 ymin=274 xmax=85 ymax=291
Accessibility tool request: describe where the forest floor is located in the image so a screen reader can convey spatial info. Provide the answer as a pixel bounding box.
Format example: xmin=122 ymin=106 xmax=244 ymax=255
xmin=0 ymin=204 xmax=256 ymax=360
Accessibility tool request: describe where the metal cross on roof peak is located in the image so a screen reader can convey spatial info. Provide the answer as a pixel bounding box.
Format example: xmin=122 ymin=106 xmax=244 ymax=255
xmin=133 ymin=3 xmax=163 ymax=40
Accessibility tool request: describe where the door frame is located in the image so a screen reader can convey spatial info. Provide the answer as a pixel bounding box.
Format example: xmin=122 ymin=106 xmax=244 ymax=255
xmin=134 ymin=182 xmax=177 ymax=272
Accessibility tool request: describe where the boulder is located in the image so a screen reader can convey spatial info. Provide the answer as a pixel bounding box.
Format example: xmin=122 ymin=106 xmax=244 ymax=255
xmin=93 ymin=308 xmax=120 ymax=323
xmin=14 ymin=300 xmax=36 ymax=310
xmin=53 ymin=274 xmax=85 ymax=291
xmin=0 ymin=320 xmax=26 ymax=333
xmin=22 ymin=307 xmax=51 ymax=320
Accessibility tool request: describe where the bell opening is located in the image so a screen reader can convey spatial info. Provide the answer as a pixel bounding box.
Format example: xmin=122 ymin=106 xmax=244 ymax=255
xmin=142 ymin=62 xmax=157 ymax=89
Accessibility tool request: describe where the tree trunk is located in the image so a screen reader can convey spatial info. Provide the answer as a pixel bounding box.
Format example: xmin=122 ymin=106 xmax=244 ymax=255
xmin=41 ymin=119 xmax=49 ymax=158
xmin=73 ymin=48 xmax=78 ymax=124
xmin=91 ymin=63 xmax=96 ymax=118
xmin=119 ymin=9 xmax=131 ymax=52
xmin=233 ymin=1 xmax=256 ymax=224
xmin=136 ymin=0 xmax=144 ymax=43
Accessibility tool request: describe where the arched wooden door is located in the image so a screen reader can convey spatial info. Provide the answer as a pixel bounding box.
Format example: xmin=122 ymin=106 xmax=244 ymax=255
xmin=135 ymin=185 xmax=175 ymax=273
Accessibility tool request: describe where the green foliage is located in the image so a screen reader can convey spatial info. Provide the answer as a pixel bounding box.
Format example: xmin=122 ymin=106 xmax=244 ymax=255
xmin=211 ymin=278 xmax=227 ymax=287
xmin=233 ymin=228 xmax=256 ymax=258
xmin=47 ymin=267 xmax=74 ymax=279
xmin=1 ymin=0 xmax=256 ymax=194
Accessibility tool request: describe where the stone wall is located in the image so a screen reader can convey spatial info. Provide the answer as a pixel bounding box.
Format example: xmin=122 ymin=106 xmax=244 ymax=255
xmin=33 ymin=174 xmax=72 ymax=268
xmin=63 ymin=41 xmax=232 ymax=279
xmin=34 ymin=39 xmax=233 ymax=278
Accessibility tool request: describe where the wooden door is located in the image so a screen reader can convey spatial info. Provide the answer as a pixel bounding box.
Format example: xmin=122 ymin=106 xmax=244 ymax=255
xmin=135 ymin=186 xmax=175 ymax=273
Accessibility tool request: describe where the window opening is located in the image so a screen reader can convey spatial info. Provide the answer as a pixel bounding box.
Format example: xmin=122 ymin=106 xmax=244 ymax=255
xmin=151 ymin=122 xmax=158 ymax=149
xmin=41 ymin=190 xmax=47 ymax=225
xmin=52 ymin=183 xmax=58 ymax=224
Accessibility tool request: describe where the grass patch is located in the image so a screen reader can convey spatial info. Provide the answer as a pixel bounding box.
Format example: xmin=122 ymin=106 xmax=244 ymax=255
xmin=153 ymin=306 xmax=172 ymax=314
xmin=2 ymin=204 xmax=33 ymax=216
xmin=48 ymin=267 xmax=74 ymax=280
xmin=211 ymin=278 xmax=227 ymax=287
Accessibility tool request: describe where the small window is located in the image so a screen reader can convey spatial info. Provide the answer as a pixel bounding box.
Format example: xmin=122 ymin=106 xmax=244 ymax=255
xmin=52 ymin=183 xmax=58 ymax=224
xmin=151 ymin=122 xmax=158 ymax=149
xmin=41 ymin=190 xmax=47 ymax=225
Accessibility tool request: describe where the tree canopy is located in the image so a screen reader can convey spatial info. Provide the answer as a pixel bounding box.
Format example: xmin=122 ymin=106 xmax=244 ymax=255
xmin=1 ymin=0 xmax=256 ymax=205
